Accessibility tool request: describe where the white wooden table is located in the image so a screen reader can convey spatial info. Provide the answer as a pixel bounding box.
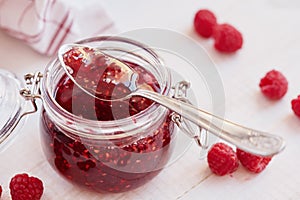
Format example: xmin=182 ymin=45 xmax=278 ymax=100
xmin=1 ymin=0 xmax=300 ymax=199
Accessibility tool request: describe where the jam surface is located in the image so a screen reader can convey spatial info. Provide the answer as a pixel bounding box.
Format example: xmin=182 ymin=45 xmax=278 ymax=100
xmin=40 ymin=48 xmax=175 ymax=192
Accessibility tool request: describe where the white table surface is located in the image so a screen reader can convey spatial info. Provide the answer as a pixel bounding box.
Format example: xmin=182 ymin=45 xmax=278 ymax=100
xmin=1 ymin=0 xmax=300 ymax=199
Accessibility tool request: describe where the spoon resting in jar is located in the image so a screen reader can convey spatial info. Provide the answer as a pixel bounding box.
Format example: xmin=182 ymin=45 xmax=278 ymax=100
xmin=58 ymin=43 xmax=285 ymax=157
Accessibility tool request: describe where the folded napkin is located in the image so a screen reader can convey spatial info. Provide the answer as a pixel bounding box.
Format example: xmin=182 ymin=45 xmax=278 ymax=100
xmin=0 ymin=0 xmax=115 ymax=56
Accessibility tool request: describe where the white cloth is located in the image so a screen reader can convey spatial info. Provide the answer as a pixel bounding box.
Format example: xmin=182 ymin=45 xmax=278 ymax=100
xmin=0 ymin=0 xmax=115 ymax=55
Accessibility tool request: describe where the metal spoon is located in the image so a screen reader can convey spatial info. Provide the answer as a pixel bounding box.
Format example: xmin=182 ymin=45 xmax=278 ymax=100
xmin=58 ymin=43 xmax=285 ymax=156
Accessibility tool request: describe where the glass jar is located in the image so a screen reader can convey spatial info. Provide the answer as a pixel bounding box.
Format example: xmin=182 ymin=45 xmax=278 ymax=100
xmin=39 ymin=36 xmax=177 ymax=193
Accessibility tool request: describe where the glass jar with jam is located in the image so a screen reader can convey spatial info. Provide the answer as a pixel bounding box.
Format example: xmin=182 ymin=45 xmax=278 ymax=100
xmin=40 ymin=36 xmax=178 ymax=192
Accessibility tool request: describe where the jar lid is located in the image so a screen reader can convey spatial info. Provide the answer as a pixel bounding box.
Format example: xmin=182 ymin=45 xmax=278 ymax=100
xmin=0 ymin=69 xmax=25 ymax=151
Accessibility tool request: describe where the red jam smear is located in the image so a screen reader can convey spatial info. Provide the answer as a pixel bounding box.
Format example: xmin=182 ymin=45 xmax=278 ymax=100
xmin=40 ymin=48 xmax=175 ymax=192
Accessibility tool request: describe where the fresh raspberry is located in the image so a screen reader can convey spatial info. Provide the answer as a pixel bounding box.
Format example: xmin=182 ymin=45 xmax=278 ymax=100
xmin=213 ymin=23 xmax=243 ymax=53
xmin=194 ymin=9 xmax=217 ymax=38
xmin=207 ymin=142 xmax=239 ymax=176
xmin=0 ymin=185 xmax=2 ymax=198
xmin=237 ymin=149 xmax=272 ymax=173
xmin=259 ymin=70 xmax=288 ymax=100
xmin=291 ymin=95 xmax=300 ymax=117
xmin=9 ymin=173 xmax=44 ymax=200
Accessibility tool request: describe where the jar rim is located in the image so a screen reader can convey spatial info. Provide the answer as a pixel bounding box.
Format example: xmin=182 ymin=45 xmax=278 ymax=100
xmin=41 ymin=36 xmax=172 ymax=139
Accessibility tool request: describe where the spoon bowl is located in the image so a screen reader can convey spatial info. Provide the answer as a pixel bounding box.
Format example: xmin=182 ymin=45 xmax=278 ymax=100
xmin=58 ymin=43 xmax=140 ymax=101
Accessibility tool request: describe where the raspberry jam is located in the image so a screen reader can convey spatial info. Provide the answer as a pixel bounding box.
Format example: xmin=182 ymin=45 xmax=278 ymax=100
xmin=40 ymin=37 xmax=175 ymax=193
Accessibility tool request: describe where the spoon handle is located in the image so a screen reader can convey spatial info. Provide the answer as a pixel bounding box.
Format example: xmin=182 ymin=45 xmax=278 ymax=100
xmin=135 ymin=89 xmax=285 ymax=156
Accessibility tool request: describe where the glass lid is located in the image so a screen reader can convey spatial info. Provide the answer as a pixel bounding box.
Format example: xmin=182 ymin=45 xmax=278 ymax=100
xmin=0 ymin=69 xmax=25 ymax=151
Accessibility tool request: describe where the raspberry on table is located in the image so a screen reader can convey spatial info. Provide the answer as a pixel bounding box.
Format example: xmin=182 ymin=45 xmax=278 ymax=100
xmin=194 ymin=9 xmax=217 ymax=38
xmin=237 ymin=149 xmax=272 ymax=173
xmin=213 ymin=23 xmax=243 ymax=53
xmin=207 ymin=142 xmax=239 ymax=176
xmin=291 ymin=95 xmax=300 ymax=117
xmin=259 ymin=69 xmax=288 ymax=100
xmin=9 ymin=173 xmax=44 ymax=200
xmin=0 ymin=185 xmax=2 ymax=198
